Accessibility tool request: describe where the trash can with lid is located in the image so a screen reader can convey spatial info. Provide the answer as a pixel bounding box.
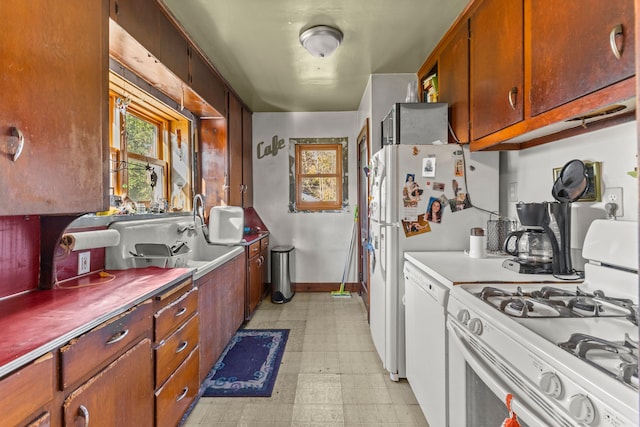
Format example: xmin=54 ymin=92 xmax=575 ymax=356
xmin=271 ymin=245 xmax=294 ymax=303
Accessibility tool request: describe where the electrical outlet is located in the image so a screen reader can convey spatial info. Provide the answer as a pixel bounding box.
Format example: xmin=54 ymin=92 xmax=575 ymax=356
xmin=508 ymin=182 xmax=518 ymax=202
xmin=603 ymin=187 xmax=624 ymax=217
xmin=78 ymin=252 xmax=91 ymax=275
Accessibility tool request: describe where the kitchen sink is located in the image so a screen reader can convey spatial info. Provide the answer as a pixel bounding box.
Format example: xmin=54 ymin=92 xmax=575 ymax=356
xmin=106 ymin=217 xmax=244 ymax=280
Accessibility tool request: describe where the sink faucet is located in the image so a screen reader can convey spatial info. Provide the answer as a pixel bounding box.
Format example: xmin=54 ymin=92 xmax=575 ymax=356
xmin=193 ymin=193 xmax=208 ymax=237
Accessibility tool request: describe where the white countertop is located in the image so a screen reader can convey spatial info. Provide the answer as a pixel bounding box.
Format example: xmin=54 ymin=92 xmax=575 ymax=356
xmin=404 ymin=251 xmax=583 ymax=288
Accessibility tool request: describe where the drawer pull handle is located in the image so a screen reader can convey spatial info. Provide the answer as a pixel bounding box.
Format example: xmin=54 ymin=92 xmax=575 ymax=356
xmin=176 ymin=386 xmax=189 ymax=402
xmin=508 ymin=87 xmax=518 ymax=110
xmin=106 ymin=329 xmax=129 ymax=345
xmin=175 ymin=307 xmax=187 ymax=317
xmin=609 ymin=24 xmax=624 ymax=59
xmin=10 ymin=127 xmax=25 ymax=162
xmin=78 ymin=404 xmax=90 ymax=426
xmin=176 ymin=340 xmax=189 ymax=353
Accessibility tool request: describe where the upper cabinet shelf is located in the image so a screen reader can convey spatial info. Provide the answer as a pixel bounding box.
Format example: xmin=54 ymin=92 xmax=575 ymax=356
xmin=418 ymin=0 xmax=636 ymax=151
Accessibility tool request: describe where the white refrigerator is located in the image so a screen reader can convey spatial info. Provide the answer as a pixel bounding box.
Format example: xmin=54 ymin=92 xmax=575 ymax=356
xmin=368 ymin=143 xmax=499 ymax=380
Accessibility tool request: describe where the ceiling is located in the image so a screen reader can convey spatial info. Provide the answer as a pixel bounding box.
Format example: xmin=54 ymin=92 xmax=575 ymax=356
xmin=159 ymin=0 xmax=469 ymax=113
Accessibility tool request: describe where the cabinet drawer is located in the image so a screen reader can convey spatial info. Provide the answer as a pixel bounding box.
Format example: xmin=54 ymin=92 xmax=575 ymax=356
xmin=155 ymin=347 xmax=199 ymax=427
xmin=0 ymin=353 xmax=54 ymax=425
xmin=154 ymin=288 xmax=198 ymax=342
xmin=261 ymin=236 xmax=269 ymax=250
xmin=248 ymin=241 xmax=261 ymax=258
xmin=60 ymin=300 xmax=153 ymax=389
xmin=154 ymin=278 xmax=193 ymax=312
xmin=155 ymin=314 xmax=199 ymax=387
xmin=25 ymin=411 xmax=50 ymax=427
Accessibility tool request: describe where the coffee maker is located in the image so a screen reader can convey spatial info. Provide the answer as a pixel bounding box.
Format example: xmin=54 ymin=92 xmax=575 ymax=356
xmin=503 ymin=159 xmax=588 ymax=276
xmin=503 ymin=203 xmax=554 ymax=274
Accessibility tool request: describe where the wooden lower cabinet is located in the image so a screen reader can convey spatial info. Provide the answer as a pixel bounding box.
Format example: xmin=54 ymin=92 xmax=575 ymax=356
xmin=63 ymin=338 xmax=154 ymax=427
xmin=0 ymin=353 xmax=54 ymax=427
xmin=1 ymin=264 xmax=261 ymax=427
xmin=245 ymin=236 xmax=269 ymax=320
xmin=197 ymin=253 xmax=246 ymax=382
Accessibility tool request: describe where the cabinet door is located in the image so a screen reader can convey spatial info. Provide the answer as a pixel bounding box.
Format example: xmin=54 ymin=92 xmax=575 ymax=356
xmin=199 ymin=118 xmax=227 ymax=207
xmin=63 ymin=339 xmax=153 ymax=427
xmin=228 ymin=94 xmax=244 ymax=207
xmin=529 ymin=0 xmax=635 ymax=116
xmin=190 ymin=52 xmax=227 ymax=117
xmin=470 ymin=0 xmax=524 ymax=140
xmin=197 ymin=254 xmax=245 ymax=382
xmin=0 ymin=353 xmax=54 ymax=426
xmin=0 ymin=0 xmax=108 ymax=215
xmin=248 ymin=254 xmax=263 ymax=317
xmin=242 ymin=107 xmax=253 ymax=207
xmin=439 ymin=21 xmax=470 ymax=143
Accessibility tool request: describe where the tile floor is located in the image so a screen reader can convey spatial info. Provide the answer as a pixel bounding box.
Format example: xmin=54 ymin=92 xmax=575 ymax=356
xmin=184 ymin=292 xmax=430 ymax=427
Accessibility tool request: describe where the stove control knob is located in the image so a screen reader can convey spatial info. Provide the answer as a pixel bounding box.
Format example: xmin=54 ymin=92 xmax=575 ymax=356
xmin=457 ymin=309 xmax=470 ymax=325
xmin=568 ymin=394 xmax=596 ymax=425
xmin=539 ymin=372 xmax=563 ymax=399
xmin=468 ymin=318 xmax=483 ymax=336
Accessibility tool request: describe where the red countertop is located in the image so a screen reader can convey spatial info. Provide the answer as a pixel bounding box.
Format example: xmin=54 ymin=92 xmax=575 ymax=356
xmin=0 ymin=267 xmax=192 ymax=377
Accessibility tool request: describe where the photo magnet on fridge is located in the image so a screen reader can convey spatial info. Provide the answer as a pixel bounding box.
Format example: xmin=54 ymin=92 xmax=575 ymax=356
xmin=422 ymin=156 xmax=436 ymax=178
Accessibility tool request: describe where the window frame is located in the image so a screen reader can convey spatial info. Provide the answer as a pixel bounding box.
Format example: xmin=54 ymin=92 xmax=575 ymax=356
xmin=295 ymin=143 xmax=343 ymax=211
xmin=109 ymin=90 xmax=169 ymax=205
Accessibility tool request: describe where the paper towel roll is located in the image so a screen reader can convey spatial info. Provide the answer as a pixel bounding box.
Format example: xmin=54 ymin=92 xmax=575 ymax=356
xmin=62 ymin=230 xmax=121 ymax=251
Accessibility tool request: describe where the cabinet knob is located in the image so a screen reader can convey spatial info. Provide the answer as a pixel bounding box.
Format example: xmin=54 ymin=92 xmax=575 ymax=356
xmin=609 ymin=24 xmax=624 ymax=59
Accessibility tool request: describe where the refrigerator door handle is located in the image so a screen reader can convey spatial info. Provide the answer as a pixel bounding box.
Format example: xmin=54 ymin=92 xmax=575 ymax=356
xmin=379 ymin=222 xmax=400 ymax=228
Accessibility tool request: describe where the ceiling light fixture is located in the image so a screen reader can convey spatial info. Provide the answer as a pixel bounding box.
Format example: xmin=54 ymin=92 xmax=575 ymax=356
xmin=299 ymin=25 xmax=343 ymax=58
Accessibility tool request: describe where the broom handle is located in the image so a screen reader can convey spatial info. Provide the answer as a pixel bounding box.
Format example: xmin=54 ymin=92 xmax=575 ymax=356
xmin=340 ymin=207 xmax=359 ymax=285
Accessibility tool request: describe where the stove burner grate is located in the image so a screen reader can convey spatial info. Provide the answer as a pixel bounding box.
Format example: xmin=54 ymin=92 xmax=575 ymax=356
xmin=476 ymin=285 xmax=638 ymax=323
xmin=559 ymin=333 xmax=639 ymax=390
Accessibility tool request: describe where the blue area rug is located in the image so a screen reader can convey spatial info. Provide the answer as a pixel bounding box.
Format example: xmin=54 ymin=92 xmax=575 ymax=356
xmin=202 ymin=329 xmax=289 ymax=397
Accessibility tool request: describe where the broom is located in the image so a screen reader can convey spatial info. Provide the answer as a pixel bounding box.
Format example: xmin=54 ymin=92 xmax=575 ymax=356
xmin=331 ymin=206 xmax=358 ymax=298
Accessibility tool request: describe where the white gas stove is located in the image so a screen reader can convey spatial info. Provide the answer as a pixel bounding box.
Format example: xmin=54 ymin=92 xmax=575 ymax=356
xmin=447 ymin=220 xmax=639 ymax=427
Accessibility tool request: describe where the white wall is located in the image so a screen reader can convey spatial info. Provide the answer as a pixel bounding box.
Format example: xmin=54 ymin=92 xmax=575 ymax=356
xmin=357 ymin=74 xmax=417 ymax=153
xmin=499 ymin=120 xmax=638 ymax=261
xmin=253 ymin=112 xmax=359 ymax=284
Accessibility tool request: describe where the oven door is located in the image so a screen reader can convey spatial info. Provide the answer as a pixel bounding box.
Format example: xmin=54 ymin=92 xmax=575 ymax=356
xmin=448 ymin=317 xmax=561 ymax=427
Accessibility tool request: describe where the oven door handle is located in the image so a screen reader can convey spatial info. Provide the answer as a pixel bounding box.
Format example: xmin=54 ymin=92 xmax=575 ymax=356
xmin=448 ymin=320 xmax=552 ymax=427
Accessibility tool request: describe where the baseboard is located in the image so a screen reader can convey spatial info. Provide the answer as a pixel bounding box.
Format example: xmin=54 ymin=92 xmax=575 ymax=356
xmin=291 ymin=282 xmax=359 ymax=293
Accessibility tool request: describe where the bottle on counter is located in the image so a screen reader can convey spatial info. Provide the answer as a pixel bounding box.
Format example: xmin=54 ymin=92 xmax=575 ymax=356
xmin=243 ymin=226 xmax=260 ymax=235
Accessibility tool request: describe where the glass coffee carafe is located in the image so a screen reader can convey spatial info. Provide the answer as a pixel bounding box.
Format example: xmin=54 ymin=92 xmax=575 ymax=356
xmin=504 ymin=229 xmax=553 ymax=263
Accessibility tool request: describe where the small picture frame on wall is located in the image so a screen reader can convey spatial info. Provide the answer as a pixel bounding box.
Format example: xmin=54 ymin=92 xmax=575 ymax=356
xmin=553 ymin=161 xmax=601 ymax=202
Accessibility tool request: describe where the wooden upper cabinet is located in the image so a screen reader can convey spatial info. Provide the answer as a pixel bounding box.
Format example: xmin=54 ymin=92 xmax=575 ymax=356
xmin=528 ymin=0 xmax=635 ymax=116
xmin=0 ymin=0 xmax=108 ymax=215
xmin=227 ymin=94 xmax=244 ymax=207
xmin=470 ymin=0 xmax=524 ymax=140
xmin=110 ymin=0 xmax=161 ymax=57
xmin=199 ymin=118 xmax=227 ymax=207
xmin=158 ymin=12 xmax=190 ymax=84
xmin=439 ymin=21 xmax=470 ymax=144
xmin=190 ymin=52 xmax=227 ymax=117
xmin=242 ymin=107 xmax=254 ymax=207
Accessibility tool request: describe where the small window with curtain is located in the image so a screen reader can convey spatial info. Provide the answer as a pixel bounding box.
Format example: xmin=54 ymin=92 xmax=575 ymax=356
xmin=295 ymin=143 xmax=343 ymax=211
